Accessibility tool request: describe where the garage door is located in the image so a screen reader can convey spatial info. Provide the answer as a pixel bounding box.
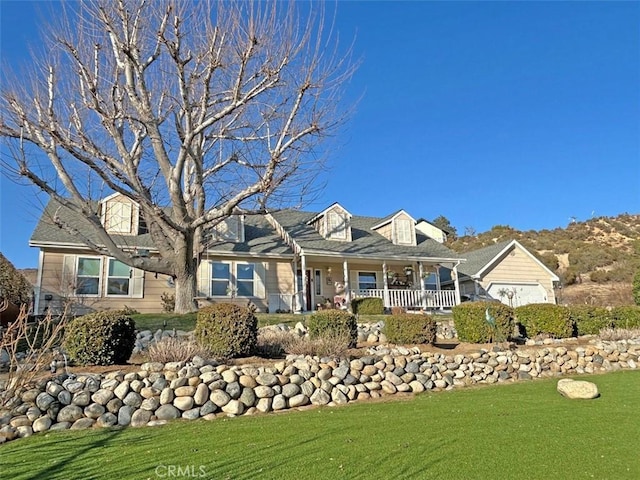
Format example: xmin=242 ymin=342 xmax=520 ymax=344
xmin=487 ymin=283 xmax=547 ymax=307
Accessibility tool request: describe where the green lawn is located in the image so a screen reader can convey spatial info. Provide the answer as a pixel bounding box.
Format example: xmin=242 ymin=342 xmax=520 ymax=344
xmin=2 ymin=370 xmax=638 ymax=479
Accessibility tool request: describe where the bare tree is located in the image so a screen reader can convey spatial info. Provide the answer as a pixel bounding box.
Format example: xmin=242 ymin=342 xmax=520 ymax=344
xmin=0 ymin=0 xmax=356 ymax=313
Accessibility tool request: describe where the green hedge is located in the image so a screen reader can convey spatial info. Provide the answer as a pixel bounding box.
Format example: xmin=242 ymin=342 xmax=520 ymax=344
xmin=515 ymin=304 xmax=573 ymax=339
xmin=610 ymin=306 xmax=640 ymax=329
xmin=452 ymin=302 xmax=514 ymax=343
xmin=383 ymin=314 xmax=436 ymax=345
xmin=351 ymin=297 xmax=384 ymax=315
xmin=569 ymin=305 xmax=613 ymax=336
xmin=63 ymin=310 xmax=136 ymax=366
xmin=194 ymin=303 xmax=257 ymax=358
xmin=307 ymin=310 xmax=357 ymax=348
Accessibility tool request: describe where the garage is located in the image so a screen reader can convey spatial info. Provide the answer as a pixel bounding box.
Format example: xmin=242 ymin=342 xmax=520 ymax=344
xmin=487 ymin=282 xmax=548 ymax=307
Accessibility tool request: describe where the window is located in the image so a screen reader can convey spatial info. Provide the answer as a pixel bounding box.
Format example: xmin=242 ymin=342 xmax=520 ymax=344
xmin=76 ymin=257 xmax=101 ymax=295
xmin=315 ymin=269 xmax=322 ymax=296
xmin=358 ymin=272 xmax=377 ymax=291
xmin=396 ymin=218 xmax=412 ymax=244
xmin=212 ymin=217 xmax=240 ymax=242
xmin=211 ymin=262 xmax=231 ymax=296
xmin=106 ymin=259 xmax=131 ymax=296
xmin=327 ymin=211 xmax=346 ymax=239
xmin=236 ymin=264 xmax=255 ymax=297
xmin=105 ymin=201 xmax=132 ymax=233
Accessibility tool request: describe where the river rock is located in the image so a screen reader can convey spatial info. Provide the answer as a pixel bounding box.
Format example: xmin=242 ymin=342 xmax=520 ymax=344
xmin=557 ymin=379 xmax=599 ymax=399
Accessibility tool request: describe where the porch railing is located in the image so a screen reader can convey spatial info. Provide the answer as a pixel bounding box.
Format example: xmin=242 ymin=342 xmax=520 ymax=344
xmin=353 ymin=288 xmax=457 ymax=309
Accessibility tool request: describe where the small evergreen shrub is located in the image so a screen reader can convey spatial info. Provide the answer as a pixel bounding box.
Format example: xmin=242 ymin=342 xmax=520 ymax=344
xmin=589 ymin=270 xmax=611 ymax=283
xmin=383 ymin=314 xmax=436 ymax=345
xmin=351 ymin=297 xmax=384 ymax=315
xmin=160 ymin=292 xmax=176 ymax=313
xmin=610 ymin=305 xmax=640 ymax=329
xmin=515 ymin=304 xmax=573 ymax=339
xmin=194 ymin=303 xmax=257 ymax=358
xmin=63 ymin=310 xmax=136 ymax=365
xmin=569 ymin=305 xmax=613 ymax=336
xmin=307 ymin=310 xmax=357 ymax=348
xmin=452 ymin=302 xmax=514 ymax=343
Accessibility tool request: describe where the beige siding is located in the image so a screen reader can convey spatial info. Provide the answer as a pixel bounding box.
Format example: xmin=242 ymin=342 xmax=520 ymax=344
xmin=479 ymin=245 xmax=556 ymax=303
xmin=374 ymin=223 xmax=392 ymax=241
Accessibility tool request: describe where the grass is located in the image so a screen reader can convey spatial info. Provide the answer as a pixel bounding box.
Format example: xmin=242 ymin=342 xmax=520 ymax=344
xmin=2 ymin=370 xmax=639 ymax=479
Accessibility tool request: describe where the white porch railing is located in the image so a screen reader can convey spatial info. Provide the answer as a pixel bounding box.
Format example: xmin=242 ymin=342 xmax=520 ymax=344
xmin=353 ymin=289 xmax=457 ymax=309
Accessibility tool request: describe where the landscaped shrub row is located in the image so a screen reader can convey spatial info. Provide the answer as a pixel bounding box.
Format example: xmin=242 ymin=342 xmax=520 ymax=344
xmin=194 ymin=303 xmax=258 ymax=358
xmin=351 ymin=297 xmax=384 ymax=315
xmin=383 ymin=314 xmax=436 ymax=345
xmin=453 ymin=302 xmax=640 ymax=342
xmin=307 ymin=310 xmax=358 ymax=348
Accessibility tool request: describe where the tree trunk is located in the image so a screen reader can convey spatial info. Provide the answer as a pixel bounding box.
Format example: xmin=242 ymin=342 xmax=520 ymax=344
xmin=174 ymin=268 xmax=198 ymax=314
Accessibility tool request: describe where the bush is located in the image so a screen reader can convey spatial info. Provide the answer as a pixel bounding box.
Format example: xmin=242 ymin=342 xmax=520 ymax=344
xmin=610 ymin=306 xmax=640 ymax=329
xmin=160 ymin=292 xmax=175 ymax=313
xmin=515 ymin=304 xmax=573 ymax=339
xmin=633 ymin=270 xmax=640 ymax=306
xmin=307 ymin=310 xmax=357 ymax=348
xmin=194 ymin=303 xmax=257 ymax=358
xmin=351 ymin=297 xmax=384 ymax=315
xmin=0 ymin=253 xmax=32 ymax=306
xmin=63 ymin=310 xmax=136 ymax=365
xmin=569 ymin=305 xmax=613 ymax=336
xmin=589 ymin=270 xmax=611 ymax=283
xmin=147 ymin=336 xmax=210 ymax=363
xmin=383 ymin=314 xmax=436 ymax=345
xmin=283 ymin=331 xmax=352 ymax=358
xmin=452 ymin=302 xmax=514 ymax=343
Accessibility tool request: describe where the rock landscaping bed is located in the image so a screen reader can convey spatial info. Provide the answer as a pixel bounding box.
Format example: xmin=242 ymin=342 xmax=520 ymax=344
xmin=1 ymin=327 xmax=638 ymax=445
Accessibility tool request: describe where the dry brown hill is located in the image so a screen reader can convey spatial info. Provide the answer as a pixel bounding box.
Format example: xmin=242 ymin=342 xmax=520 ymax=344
xmin=448 ymin=213 xmax=640 ymax=306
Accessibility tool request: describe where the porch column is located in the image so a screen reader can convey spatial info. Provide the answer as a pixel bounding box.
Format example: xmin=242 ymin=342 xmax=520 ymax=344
xmin=342 ymin=260 xmax=351 ymax=308
xmin=418 ymin=262 xmax=427 ymax=310
xmin=293 ymin=257 xmax=301 ymax=313
xmin=452 ymin=262 xmax=462 ymax=305
xmin=382 ymin=262 xmax=390 ymax=308
xmin=435 ymin=265 xmax=443 ymax=311
xmin=301 ymin=254 xmax=308 ymax=312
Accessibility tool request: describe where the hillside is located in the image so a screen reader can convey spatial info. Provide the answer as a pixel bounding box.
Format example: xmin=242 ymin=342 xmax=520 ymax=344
xmin=448 ymin=213 xmax=640 ymax=306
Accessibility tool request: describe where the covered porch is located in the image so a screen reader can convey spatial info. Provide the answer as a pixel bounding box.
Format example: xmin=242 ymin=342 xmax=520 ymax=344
xmin=290 ymin=253 xmax=463 ymax=312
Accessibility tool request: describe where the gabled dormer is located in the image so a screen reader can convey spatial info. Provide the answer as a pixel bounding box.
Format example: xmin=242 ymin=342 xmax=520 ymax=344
xmin=210 ymin=215 xmax=245 ymax=243
xmin=307 ymin=202 xmax=352 ymax=241
xmin=100 ymin=193 xmax=141 ymax=235
xmin=371 ymin=210 xmax=417 ymax=246
xmin=415 ymin=218 xmax=447 ymax=243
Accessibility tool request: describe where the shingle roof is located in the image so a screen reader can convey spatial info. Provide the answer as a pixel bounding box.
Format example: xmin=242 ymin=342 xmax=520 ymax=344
xmin=269 ymin=209 xmax=462 ymax=261
xmin=30 ymin=200 xmax=292 ymax=256
xmin=457 ymin=240 xmax=513 ymax=277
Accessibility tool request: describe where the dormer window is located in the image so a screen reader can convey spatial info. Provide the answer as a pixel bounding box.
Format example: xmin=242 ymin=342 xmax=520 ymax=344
xmin=372 ymin=209 xmax=417 ymax=246
xmin=307 ymin=203 xmax=352 ymax=241
xmin=327 ymin=210 xmax=347 ymax=239
xmin=396 ymin=218 xmax=412 ymax=245
xmin=211 ymin=215 xmax=244 ymax=243
xmin=105 ymin=202 xmax=132 ymax=233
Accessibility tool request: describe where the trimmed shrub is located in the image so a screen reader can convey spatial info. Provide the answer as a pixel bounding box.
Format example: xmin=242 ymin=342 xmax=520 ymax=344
xmin=194 ymin=303 xmax=257 ymax=358
xmin=569 ymin=305 xmax=613 ymax=336
xmin=610 ymin=306 xmax=640 ymax=329
xmin=63 ymin=310 xmax=136 ymax=365
xmin=515 ymin=304 xmax=573 ymax=339
xmin=383 ymin=314 xmax=436 ymax=345
xmin=0 ymin=253 xmax=32 ymax=306
xmin=452 ymin=302 xmax=514 ymax=343
xmin=307 ymin=310 xmax=357 ymax=348
xmin=351 ymin=297 xmax=384 ymax=315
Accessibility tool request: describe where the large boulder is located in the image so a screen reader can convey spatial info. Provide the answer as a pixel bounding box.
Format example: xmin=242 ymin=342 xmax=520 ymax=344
xmin=557 ymin=379 xmax=599 ymax=399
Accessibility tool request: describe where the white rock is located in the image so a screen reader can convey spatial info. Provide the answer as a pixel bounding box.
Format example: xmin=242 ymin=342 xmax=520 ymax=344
xmin=557 ymin=379 xmax=599 ymax=399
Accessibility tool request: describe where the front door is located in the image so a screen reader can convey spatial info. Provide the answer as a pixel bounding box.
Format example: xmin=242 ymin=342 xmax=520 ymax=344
xmin=297 ymin=269 xmax=312 ymax=311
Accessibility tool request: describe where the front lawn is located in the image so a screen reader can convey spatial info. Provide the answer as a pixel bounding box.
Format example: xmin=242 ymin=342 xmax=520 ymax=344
xmin=2 ymin=370 xmax=638 ymax=479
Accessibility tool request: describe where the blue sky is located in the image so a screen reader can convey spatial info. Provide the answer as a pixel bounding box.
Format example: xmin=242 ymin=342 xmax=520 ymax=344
xmin=1 ymin=1 xmax=639 ymax=269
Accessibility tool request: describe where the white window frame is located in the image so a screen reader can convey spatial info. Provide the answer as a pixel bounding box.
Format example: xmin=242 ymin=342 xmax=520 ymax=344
xmin=396 ymin=218 xmax=412 ymax=245
xmin=105 ymin=258 xmax=132 ymax=297
xmin=105 ymin=201 xmax=132 ymax=234
xmin=357 ymin=271 xmax=378 ymax=291
xmin=211 ymin=261 xmax=232 ymax=297
xmin=75 ymin=256 xmax=103 ymax=297
xmin=235 ymin=262 xmax=256 ymax=297
xmin=327 ymin=211 xmax=347 ymax=239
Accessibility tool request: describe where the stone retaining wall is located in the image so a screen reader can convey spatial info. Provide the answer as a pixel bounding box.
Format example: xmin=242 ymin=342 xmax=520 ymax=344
xmin=1 ymin=337 xmax=638 ymax=444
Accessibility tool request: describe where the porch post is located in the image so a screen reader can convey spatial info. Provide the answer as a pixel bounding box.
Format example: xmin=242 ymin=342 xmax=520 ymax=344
xmin=293 ymin=257 xmax=300 ymax=313
xmin=435 ymin=265 xmax=443 ymax=311
xmin=301 ymin=254 xmax=308 ymax=312
xmin=418 ymin=262 xmax=427 ymax=310
xmin=342 ymin=260 xmax=351 ymax=308
xmin=382 ymin=262 xmax=389 ymax=308
xmin=452 ymin=262 xmax=462 ymax=305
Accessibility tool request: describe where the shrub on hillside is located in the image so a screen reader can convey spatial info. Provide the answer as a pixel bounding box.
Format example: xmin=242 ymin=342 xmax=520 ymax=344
xmin=589 ymin=270 xmax=611 ymax=283
xmin=351 ymin=297 xmax=384 ymax=315
xmin=610 ymin=306 xmax=640 ymax=329
xmin=568 ymin=305 xmax=613 ymax=336
xmin=515 ymin=304 xmax=573 ymax=339
xmin=383 ymin=314 xmax=436 ymax=345
xmin=307 ymin=310 xmax=357 ymax=348
xmin=633 ymin=270 xmax=640 ymax=306
xmin=452 ymin=302 xmax=514 ymax=343
xmin=194 ymin=303 xmax=257 ymax=358
xmin=63 ymin=310 xmax=136 ymax=365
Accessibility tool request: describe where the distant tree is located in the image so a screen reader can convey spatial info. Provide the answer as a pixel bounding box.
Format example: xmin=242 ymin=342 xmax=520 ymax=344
xmin=0 ymin=253 xmax=33 ymax=306
xmin=432 ymin=215 xmax=457 ymax=239
xmin=0 ymin=0 xmax=356 ymax=313
xmin=633 ymin=269 xmax=640 ymax=306
xmin=463 ymin=226 xmax=477 ymax=237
